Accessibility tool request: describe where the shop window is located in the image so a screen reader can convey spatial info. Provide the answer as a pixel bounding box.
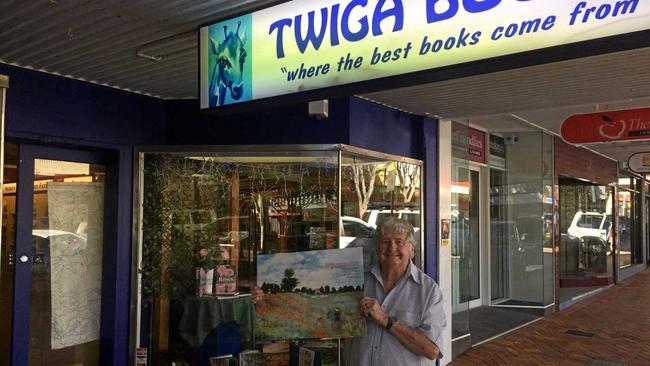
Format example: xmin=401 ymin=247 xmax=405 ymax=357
xmin=136 ymin=146 xmax=422 ymax=365
xmin=559 ymin=177 xmax=614 ymax=298
xmin=340 ymin=153 xmax=422 ymax=267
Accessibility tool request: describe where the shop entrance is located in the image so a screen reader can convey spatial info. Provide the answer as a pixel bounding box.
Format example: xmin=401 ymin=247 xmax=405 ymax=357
xmin=2 ymin=143 xmax=110 ymax=366
xmin=451 ymin=162 xmax=487 ymax=356
xmin=453 ymin=165 xmax=484 ymax=309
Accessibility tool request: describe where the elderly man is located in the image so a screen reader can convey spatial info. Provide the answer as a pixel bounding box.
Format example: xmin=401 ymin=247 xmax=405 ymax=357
xmin=345 ymin=217 xmax=446 ymax=365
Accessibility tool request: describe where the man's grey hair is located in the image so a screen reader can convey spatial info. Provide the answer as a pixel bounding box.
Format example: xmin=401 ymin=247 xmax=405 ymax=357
xmin=374 ymin=216 xmax=416 ymax=246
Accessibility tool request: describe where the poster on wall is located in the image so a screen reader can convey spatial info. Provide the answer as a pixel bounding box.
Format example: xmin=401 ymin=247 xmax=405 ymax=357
xmin=440 ymin=219 xmax=450 ymax=248
xmin=256 ymin=248 xmax=366 ymax=342
xmin=47 ymin=182 xmax=104 ymax=349
xmin=627 ymin=151 xmax=650 ymax=174
xmin=561 ymin=107 xmax=650 ymax=143
xmin=200 ymin=0 xmax=650 ymax=108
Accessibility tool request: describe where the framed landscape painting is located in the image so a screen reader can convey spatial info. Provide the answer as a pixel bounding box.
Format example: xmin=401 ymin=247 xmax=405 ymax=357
xmin=256 ymin=248 xmax=366 ymax=342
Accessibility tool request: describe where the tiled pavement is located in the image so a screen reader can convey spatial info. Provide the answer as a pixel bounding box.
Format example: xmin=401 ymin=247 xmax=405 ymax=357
xmin=450 ymin=269 xmax=650 ymax=366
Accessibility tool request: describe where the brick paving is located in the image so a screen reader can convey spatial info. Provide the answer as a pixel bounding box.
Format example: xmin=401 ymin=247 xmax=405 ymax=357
xmin=450 ymin=269 xmax=650 ymax=366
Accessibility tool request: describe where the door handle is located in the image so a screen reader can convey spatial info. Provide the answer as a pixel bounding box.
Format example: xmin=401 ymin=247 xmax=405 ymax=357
xmin=19 ymin=255 xmax=29 ymax=263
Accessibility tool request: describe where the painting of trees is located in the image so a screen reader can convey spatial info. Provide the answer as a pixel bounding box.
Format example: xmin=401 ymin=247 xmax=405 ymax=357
xmin=281 ymin=268 xmax=299 ymax=292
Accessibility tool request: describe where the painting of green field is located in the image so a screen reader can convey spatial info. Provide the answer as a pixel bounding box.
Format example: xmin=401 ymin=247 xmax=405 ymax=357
xmin=256 ymin=248 xmax=366 ymax=342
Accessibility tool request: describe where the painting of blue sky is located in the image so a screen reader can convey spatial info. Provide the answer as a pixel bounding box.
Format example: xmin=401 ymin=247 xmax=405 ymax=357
xmin=257 ymin=248 xmax=363 ymax=290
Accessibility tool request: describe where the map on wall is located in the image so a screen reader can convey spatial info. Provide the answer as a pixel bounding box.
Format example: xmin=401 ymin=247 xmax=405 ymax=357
xmin=48 ymin=182 xmax=104 ymax=349
xmin=256 ymin=248 xmax=366 ymax=342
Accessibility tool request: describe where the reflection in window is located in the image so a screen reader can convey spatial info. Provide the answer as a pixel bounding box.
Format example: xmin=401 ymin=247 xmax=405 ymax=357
xmin=618 ymin=174 xmax=642 ymax=268
xmin=340 ymin=155 xmax=422 ymax=266
xmin=559 ymin=178 xmax=613 ymax=288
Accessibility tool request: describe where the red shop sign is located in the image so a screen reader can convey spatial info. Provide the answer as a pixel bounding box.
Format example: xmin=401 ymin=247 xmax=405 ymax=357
xmin=561 ymin=108 xmax=650 ymax=144
xmin=452 ymin=124 xmax=486 ymax=164
xmin=467 ymin=128 xmax=486 ymax=164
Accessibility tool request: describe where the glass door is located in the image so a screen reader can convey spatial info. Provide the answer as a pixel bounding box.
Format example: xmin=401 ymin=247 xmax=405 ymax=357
xmin=489 ymin=168 xmax=509 ymax=302
xmin=10 ymin=145 xmax=107 ymax=366
xmin=468 ymin=167 xmax=481 ymax=308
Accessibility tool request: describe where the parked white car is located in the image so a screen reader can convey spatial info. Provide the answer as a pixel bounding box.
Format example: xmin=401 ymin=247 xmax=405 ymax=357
xmin=567 ymin=211 xmax=612 ymax=241
xmin=365 ymin=209 xmax=421 ymax=231
xmin=339 ymin=216 xmax=376 ymax=248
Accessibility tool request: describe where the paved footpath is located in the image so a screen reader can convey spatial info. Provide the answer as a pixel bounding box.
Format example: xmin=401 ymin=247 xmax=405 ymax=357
xmin=450 ymin=269 xmax=650 ymax=366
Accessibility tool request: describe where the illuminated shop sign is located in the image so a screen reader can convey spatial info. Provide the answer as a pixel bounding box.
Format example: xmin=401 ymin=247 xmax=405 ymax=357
xmin=200 ymin=0 xmax=649 ymax=108
xmin=561 ymin=107 xmax=650 ymax=144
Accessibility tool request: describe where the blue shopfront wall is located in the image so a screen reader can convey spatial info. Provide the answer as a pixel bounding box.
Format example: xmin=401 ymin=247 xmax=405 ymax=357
xmin=0 ymin=63 xmax=438 ymax=365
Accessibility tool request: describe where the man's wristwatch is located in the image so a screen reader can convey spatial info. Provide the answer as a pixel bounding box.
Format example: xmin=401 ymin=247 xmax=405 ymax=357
xmin=385 ymin=315 xmax=397 ymax=331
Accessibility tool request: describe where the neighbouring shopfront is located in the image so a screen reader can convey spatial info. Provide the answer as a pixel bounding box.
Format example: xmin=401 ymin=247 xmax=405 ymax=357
xmin=554 ymin=137 xmax=618 ymax=307
xmin=448 ymin=121 xmax=555 ymax=358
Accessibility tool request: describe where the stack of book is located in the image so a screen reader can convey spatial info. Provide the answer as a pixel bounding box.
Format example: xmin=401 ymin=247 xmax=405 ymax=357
xmin=238 ymin=350 xmax=265 ymax=366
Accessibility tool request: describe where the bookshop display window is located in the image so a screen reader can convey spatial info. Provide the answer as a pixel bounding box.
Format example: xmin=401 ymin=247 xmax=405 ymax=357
xmin=134 ymin=145 xmax=423 ymax=365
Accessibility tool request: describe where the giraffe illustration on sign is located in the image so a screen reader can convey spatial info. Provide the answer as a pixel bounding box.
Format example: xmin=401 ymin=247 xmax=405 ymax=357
xmin=209 ymin=20 xmax=248 ymax=106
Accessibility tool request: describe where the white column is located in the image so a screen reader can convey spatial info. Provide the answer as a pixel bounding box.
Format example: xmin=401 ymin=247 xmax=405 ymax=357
xmin=438 ymin=119 xmax=453 ymax=365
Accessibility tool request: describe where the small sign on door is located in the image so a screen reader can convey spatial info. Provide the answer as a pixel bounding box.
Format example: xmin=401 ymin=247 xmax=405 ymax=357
xmin=441 ymin=219 xmax=451 ymax=248
xmin=135 ymin=347 xmax=147 ymax=366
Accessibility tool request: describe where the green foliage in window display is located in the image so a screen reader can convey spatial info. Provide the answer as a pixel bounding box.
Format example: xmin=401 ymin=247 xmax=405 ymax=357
xmin=139 ymin=153 xmax=339 ymax=302
xmin=139 ymin=154 xmax=233 ymax=302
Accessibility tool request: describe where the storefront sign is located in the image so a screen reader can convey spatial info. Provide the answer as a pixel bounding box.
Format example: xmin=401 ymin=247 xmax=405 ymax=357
xmin=468 ymin=129 xmax=486 ymax=164
xmin=489 ymin=134 xmax=506 ymax=159
xmin=628 ymin=151 xmax=650 ymax=174
xmin=452 ymin=125 xmax=485 ymax=163
xmin=561 ymin=107 xmax=650 ymax=143
xmin=489 ymin=134 xmax=506 ymax=169
xmin=200 ymin=0 xmax=650 ymax=108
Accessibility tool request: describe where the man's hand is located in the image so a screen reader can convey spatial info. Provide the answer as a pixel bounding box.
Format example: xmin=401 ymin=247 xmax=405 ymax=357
xmin=359 ymin=297 xmax=440 ymax=360
xmin=359 ymin=296 xmax=389 ymax=327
